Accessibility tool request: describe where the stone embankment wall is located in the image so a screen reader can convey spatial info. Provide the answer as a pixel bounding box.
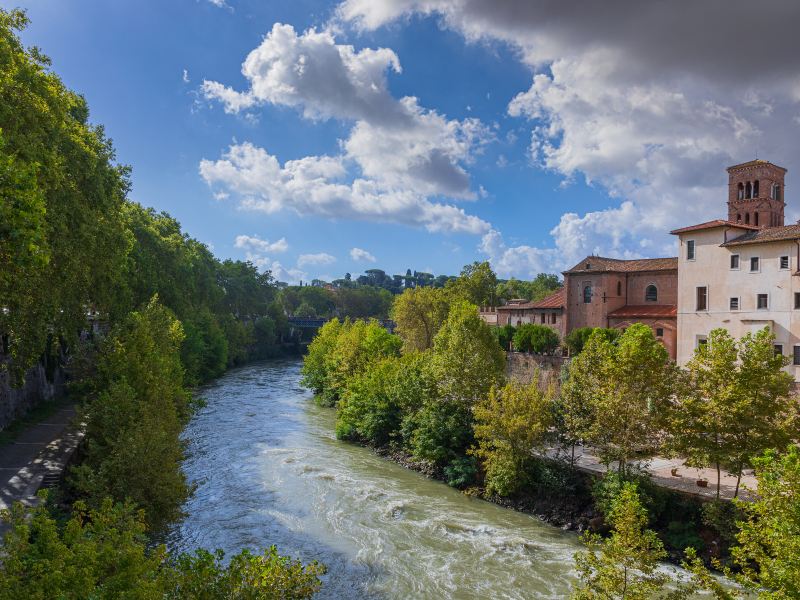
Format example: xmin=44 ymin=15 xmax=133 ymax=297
xmin=505 ymin=352 xmax=568 ymax=386
xmin=0 ymin=360 xmax=65 ymax=430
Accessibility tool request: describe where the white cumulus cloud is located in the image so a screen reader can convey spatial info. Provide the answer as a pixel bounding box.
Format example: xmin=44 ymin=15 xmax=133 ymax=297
xmin=350 ymin=247 xmax=376 ymax=263
xmin=200 ymin=23 xmax=491 ymax=233
xmin=297 ymin=252 xmax=337 ymax=267
xmin=234 ymin=234 xmax=289 ymax=254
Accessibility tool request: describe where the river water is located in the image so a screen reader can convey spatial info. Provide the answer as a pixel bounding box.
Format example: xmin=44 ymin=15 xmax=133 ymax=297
xmin=167 ymin=359 xmax=580 ymax=599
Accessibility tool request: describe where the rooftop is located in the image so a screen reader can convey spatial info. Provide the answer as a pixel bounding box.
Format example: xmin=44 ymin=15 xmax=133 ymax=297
xmin=727 ymin=159 xmax=786 ymax=172
xmin=720 ymin=223 xmax=800 ymax=247
xmin=529 ymin=288 xmax=565 ymax=309
xmin=669 ymin=219 xmax=759 ymax=235
xmin=608 ymin=305 xmax=677 ymax=319
xmin=564 ymin=256 xmax=678 ymax=274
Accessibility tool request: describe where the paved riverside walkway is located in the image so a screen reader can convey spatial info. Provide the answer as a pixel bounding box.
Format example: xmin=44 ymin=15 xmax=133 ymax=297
xmin=543 ymin=445 xmax=757 ymax=501
xmin=0 ymin=405 xmax=83 ymax=517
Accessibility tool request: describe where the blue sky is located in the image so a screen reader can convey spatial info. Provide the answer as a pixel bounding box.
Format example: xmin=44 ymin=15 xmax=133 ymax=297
xmin=7 ymin=0 xmax=800 ymax=283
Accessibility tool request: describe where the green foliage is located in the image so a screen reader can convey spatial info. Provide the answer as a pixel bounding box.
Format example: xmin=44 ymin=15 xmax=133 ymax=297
xmin=70 ymin=298 xmax=191 ymax=531
xmin=430 ymin=301 xmax=505 ymax=406
xmin=407 ymin=398 xmax=475 ymax=466
xmin=444 ymin=456 xmax=478 ymax=489
xmin=496 ymin=274 xmax=561 ymax=303
xmin=670 ymin=327 xmax=797 ymax=498
xmin=336 ymin=353 xmax=435 ymax=446
xmin=472 ymin=377 xmax=555 ymax=497
xmin=445 ymin=261 xmax=498 ymax=306
xmin=564 ymin=327 xmax=619 ymax=355
xmin=0 ymin=9 xmax=131 ymax=376
xmin=181 ymin=309 xmax=228 ymax=386
xmin=391 ymin=286 xmax=450 ymax=352
xmin=301 ymin=318 xmax=342 ymax=396
xmin=731 ymin=446 xmax=800 ymax=598
xmin=334 ymin=286 xmax=394 ymax=319
xmin=494 ymin=324 xmax=516 ymax=351
xmin=0 ymin=497 xmax=325 ymax=599
xmin=512 ymin=323 xmax=560 ymax=354
xmin=571 ymin=324 xmax=676 ymax=475
xmin=279 ymin=285 xmax=335 ymax=318
xmin=663 ymin=521 xmax=705 ymax=554
xmin=572 ymin=483 xmax=672 ymax=599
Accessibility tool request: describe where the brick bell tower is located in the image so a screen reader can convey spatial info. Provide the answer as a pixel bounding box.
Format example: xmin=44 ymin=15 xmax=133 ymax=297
xmin=727 ymin=160 xmax=787 ymax=228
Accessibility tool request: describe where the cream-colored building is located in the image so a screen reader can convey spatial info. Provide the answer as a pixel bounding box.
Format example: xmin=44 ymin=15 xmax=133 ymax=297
xmin=672 ymin=160 xmax=800 ymax=380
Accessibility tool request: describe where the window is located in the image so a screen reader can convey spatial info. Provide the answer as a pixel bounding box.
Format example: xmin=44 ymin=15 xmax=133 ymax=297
xmin=745 ymin=181 xmax=752 ymax=199
xmin=794 ymin=346 xmax=800 ymax=366
xmin=656 ymin=328 xmax=664 ymax=337
xmin=645 ymin=284 xmax=658 ymax=302
xmin=775 ymin=344 xmax=783 ymax=356
xmin=697 ymin=336 xmax=708 ymax=348
xmin=754 ymin=212 xmax=759 ymax=226
xmin=781 ymin=256 xmax=790 ymax=270
xmin=551 ymin=313 xmax=556 ymax=324
xmin=696 ymin=286 xmax=708 ymax=311
xmin=795 ymin=292 xmax=800 ymax=309
xmin=540 ymin=313 xmax=545 ymax=324
xmin=686 ymin=240 xmax=695 ymax=260
xmin=730 ymin=254 xmax=740 ymax=270
xmin=583 ymin=285 xmax=592 ymax=303
xmin=745 ymin=213 xmax=750 ymax=224
xmin=750 ymin=257 xmax=760 ymax=272
xmin=730 ymin=297 xmax=739 ymax=310
xmin=617 ymin=281 xmax=622 ymax=296
xmin=773 ymin=184 xmax=782 ymax=201
xmin=757 ymin=293 xmax=769 ymax=310
xmin=753 ymin=180 xmax=760 ymax=197
xmin=737 ymin=182 xmax=744 ymax=200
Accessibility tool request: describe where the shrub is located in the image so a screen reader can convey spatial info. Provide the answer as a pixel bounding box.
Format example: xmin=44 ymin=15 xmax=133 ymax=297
xmin=407 ymin=399 xmax=474 ymax=466
xmin=512 ymin=324 xmax=560 ymax=354
xmin=444 ymin=456 xmax=478 ymax=489
xmin=494 ymin=324 xmax=516 ymax=351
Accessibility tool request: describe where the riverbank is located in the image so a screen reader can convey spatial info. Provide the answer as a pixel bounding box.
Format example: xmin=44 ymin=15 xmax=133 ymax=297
xmin=369 ymin=441 xmax=730 ymax=566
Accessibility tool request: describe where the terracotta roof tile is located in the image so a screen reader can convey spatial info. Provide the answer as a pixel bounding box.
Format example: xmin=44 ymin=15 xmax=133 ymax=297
xmin=608 ymin=305 xmax=677 ymax=319
xmin=564 ymin=256 xmax=677 ymax=274
xmin=670 ymin=220 xmax=759 ymax=235
xmin=529 ymin=288 xmax=565 ymax=309
xmin=727 ymin=159 xmax=786 ymax=172
xmin=720 ymin=223 xmax=800 ymax=247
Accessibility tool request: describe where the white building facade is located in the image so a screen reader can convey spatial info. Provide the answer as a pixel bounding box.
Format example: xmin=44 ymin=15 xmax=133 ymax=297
xmin=672 ymin=160 xmax=800 ymax=380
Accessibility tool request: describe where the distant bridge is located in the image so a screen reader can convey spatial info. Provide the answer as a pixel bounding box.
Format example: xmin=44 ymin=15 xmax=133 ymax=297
xmin=287 ymin=317 xmax=395 ymax=333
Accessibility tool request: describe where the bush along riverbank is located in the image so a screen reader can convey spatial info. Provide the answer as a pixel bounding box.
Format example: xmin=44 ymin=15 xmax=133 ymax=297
xmin=302 ymin=298 xmax=800 ymax=597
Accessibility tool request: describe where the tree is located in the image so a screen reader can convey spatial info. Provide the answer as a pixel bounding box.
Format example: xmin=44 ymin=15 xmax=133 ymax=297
xmin=0 ymin=497 xmax=326 ymax=599
xmin=572 ymin=483 xmax=674 ymax=599
xmin=336 ymin=353 xmax=435 ymax=446
xmin=496 ymin=274 xmax=561 ymax=303
xmin=557 ymin=357 xmax=601 ymax=468
xmin=472 ymin=377 xmax=555 ymax=496
xmin=391 ymin=287 xmax=450 ymax=353
xmin=731 ymin=446 xmax=800 ymax=598
xmin=512 ymin=323 xmax=560 ymax=354
xmin=300 ymin=318 xmax=342 ymax=396
xmin=430 ymin=301 xmax=505 ymax=407
xmin=334 ymin=286 xmax=393 ymax=319
xmin=494 ymin=324 xmax=516 ymax=351
xmin=69 ymin=297 xmax=191 ymax=531
xmin=579 ymin=324 xmax=676 ymax=476
xmin=564 ymin=327 xmax=620 ymax=355
xmin=446 ymin=261 xmax=498 ymax=306
xmin=670 ymin=328 xmax=796 ymax=498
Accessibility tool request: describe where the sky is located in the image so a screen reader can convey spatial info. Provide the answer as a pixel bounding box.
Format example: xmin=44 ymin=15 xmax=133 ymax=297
xmin=6 ymin=0 xmax=800 ymax=284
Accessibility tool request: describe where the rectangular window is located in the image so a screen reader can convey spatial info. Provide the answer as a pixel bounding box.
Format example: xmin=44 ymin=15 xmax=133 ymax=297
xmin=540 ymin=313 xmax=545 ymax=324
xmin=795 ymin=292 xmax=800 ymax=310
xmin=775 ymin=344 xmax=783 ymax=356
xmin=656 ymin=328 xmax=664 ymax=337
xmin=781 ymin=255 xmax=790 ymax=270
xmin=750 ymin=257 xmax=760 ymax=272
xmin=730 ymin=254 xmax=740 ymax=270
xmin=697 ymin=336 xmax=708 ymax=349
xmin=551 ymin=313 xmax=556 ymax=324
xmin=757 ymin=293 xmax=769 ymax=310
xmin=696 ymin=286 xmax=708 ymax=311
xmin=686 ymin=240 xmax=695 ymax=260
xmin=730 ymin=297 xmax=739 ymax=310
xmin=794 ymin=346 xmax=800 ymax=366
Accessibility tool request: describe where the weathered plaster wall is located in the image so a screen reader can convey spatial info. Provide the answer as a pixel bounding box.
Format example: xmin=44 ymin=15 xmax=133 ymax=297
xmin=505 ymin=352 xmax=567 ymax=386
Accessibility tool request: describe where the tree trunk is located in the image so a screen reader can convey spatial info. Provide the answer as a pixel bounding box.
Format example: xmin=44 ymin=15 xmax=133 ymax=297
xmin=716 ymin=462 xmax=721 ymax=500
xmin=734 ymin=464 xmax=743 ymax=498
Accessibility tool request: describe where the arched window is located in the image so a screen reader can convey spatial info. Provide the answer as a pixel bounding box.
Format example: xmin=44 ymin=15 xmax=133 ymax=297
xmin=745 ymin=213 xmax=750 ymax=224
xmin=645 ymin=284 xmax=658 ymax=302
xmin=617 ymin=281 xmax=622 ymax=296
xmin=736 ymin=213 xmax=742 ymax=223
xmin=583 ymin=285 xmax=592 ymax=304
xmin=745 ymin=182 xmax=752 ymax=199
xmin=773 ymin=184 xmax=782 ymax=201
xmin=753 ymin=180 xmax=760 ymax=197
xmin=737 ymin=183 xmax=744 ymax=200
xmin=754 ymin=212 xmax=759 ymax=226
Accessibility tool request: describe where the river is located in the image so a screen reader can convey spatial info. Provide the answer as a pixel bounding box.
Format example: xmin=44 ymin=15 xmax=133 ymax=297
xmin=167 ymin=359 xmax=581 ymax=599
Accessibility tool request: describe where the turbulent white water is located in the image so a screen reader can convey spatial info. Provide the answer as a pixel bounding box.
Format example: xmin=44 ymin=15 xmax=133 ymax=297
xmin=167 ymin=359 xmax=581 ymax=599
